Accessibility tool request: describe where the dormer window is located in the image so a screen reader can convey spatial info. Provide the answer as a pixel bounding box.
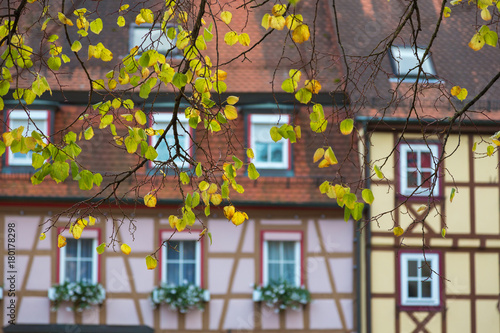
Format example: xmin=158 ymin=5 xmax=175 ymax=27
xmin=389 ymin=46 xmax=436 ymax=82
xmin=129 ymin=24 xmax=180 ymax=57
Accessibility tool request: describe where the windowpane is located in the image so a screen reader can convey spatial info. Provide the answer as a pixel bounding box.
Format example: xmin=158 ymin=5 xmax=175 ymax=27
xmin=408 ymin=260 xmax=418 ymax=277
xmin=183 ymin=263 xmax=196 ymax=284
xmin=283 ymin=242 xmax=295 ymax=260
xmin=421 ymin=172 xmax=432 ymax=188
xmin=268 ymin=263 xmax=280 ymax=283
xmin=166 ymin=263 xmax=180 ymax=285
xmin=422 ymin=263 xmax=431 ymax=277
xmin=255 ymin=142 xmax=269 ymax=162
xmin=421 ymin=152 xmax=431 ymax=168
xmin=422 ymin=281 xmax=432 ymax=298
xmin=183 ymin=241 xmax=196 ymax=260
xmin=80 ymin=261 xmax=93 ymax=283
xmin=167 ymin=241 xmax=180 ymax=260
xmin=80 ymin=239 xmax=93 ymax=258
xmin=407 ymin=171 xmax=419 ymax=187
xmin=408 ymin=281 xmax=418 ymax=297
xmin=156 ymin=140 xmax=171 ymax=161
xmin=283 ymin=263 xmax=296 ymax=284
xmin=270 ymin=144 xmax=283 ymax=162
xmin=66 ymin=240 xmax=78 ymax=258
xmin=407 ymin=152 xmax=417 ymax=167
xmin=268 ymin=242 xmax=280 ymax=260
xmin=65 ymin=261 xmax=77 ymax=282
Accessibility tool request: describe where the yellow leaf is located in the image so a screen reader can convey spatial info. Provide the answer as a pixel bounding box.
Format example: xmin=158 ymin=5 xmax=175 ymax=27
xmin=199 ymin=181 xmax=210 ymax=191
xmin=169 ymin=215 xmax=178 ymax=229
xmin=224 ymin=205 xmax=235 ymax=220
xmin=145 ymin=255 xmax=157 ymax=270
xmin=481 ymin=8 xmax=491 ymax=21
xmin=224 ymin=31 xmax=239 ymax=46
xmin=318 ymin=159 xmax=331 ymax=168
xmin=224 ymin=105 xmax=238 ymax=120
xmin=221 ymin=11 xmax=232 ymax=24
xmin=121 ymin=243 xmax=131 ymax=255
xmin=144 ymin=194 xmax=157 ymax=207
xmin=393 ymin=226 xmax=404 ymax=237
xmin=135 ymin=110 xmax=147 ymax=125
xmin=324 ymin=147 xmax=338 ymax=165
xmin=443 ymin=6 xmax=451 ymax=18
xmin=304 ymin=79 xmax=321 ymax=94
xmin=216 ymin=69 xmax=227 ymax=81
xmin=39 ymin=233 xmax=46 ymax=240
xmin=231 ymin=211 xmax=248 ymax=226
xmin=238 ymin=33 xmax=250 ymax=46
xmin=247 ymin=148 xmax=255 ymax=159
xmin=58 ymin=235 xmax=67 ymax=248
xmin=89 ymin=216 xmax=96 ymax=226
xmin=272 ymin=4 xmax=286 ymax=16
xmin=292 ymin=24 xmax=310 ymax=43
xmin=339 ymin=119 xmax=354 ymax=135
xmin=211 ymin=194 xmax=222 ymax=205
xmin=451 ymin=86 xmax=468 ymax=101
xmin=261 ymin=14 xmax=270 ymax=29
xmin=313 ymin=148 xmax=325 ymax=163
xmin=58 ymin=12 xmax=74 ymax=26
xmin=269 ymin=15 xmax=286 ymax=30
xmin=285 ymin=14 xmax=303 ymax=30
xmin=227 ymin=96 xmax=239 ymax=105
xmin=417 ymin=204 xmax=428 ymax=213
xmin=72 ymin=224 xmax=84 ymax=239
xmin=468 ymin=33 xmax=485 ymax=51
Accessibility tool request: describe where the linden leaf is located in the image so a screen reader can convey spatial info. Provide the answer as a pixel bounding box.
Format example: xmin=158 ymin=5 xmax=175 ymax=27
xmin=295 ymin=87 xmax=312 ymax=104
xmin=468 ymin=33 xmax=485 ymax=51
xmin=393 ymin=226 xmax=404 ymax=237
xmin=227 ymin=96 xmax=239 ymax=105
xmin=121 ymin=243 xmax=131 ymax=255
xmin=487 ymin=145 xmax=495 ymax=156
xmin=169 ymin=215 xmax=178 ymax=229
xmin=224 ymin=205 xmax=235 ymax=220
xmin=231 ymin=211 xmax=248 ymax=226
xmin=318 ymin=159 xmax=331 ymax=168
xmin=304 ymin=79 xmax=321 ymax=94
xmin=313 ymin=148 xmax=325 ymax=163
xmin=96 ymin=243 xmax=106 ymax=254
xmin=71 ymin=41 xmax=82 ymax=52
xmin=269 ymin=15 xmax=286 ymax=30
xmin=450 ymin=188 xmax=456 ymax=202
xmin=374 ymin=165 xmax=384 ymax=179
xmin=135 ymin=110 xmax=147 ymax=125
xmin=196 ymin=162 xmax=202 ymax=177
xmin=272 ymin=4 xmax=286 ymax=16
xmin=224 ymin=105 xmax=238 ymax=120
xmin=39 ymin=233 xmax=46 ymax=240
xmin=238 ymin=33 xmax=250 ymax=46
xmin=324 ymin=147 xmax=338 ymax=165
xmin=221 ymin=11 xmax=232 ymax=24
xmin=247 ymin=148 xmax=255 ymax=159
xmin=90 ymin=18 xmax=103 ymax=34
xmin=340 ymin=119 xmax=354 ymax=135
xmin=417 ymin=204 xmax=428 ymax=213
xmin=481 ymin=8 xmax=491 ymax=21
xmin=58 ymin=12 xmax=74 ymax=26
xmin=145 ymin=255 xmax=157 ymax=270
xmin=362 ymin=189 xmax=375 ymax=205
xmin=248 ymin=163 xmax=260 ymax=180
xmin=224 ymin=31 xmax=239 ymax=46
xmin=292 ymin=24 xmax=310 ymax=43
xmin=443 ymin=6 xmax=451 ymax=18
xmin=199 ymin=181 xmax=210 ymax=191
xmin=144 ymin=194 xmax=157 ymax=207
xmin=282 ymin=78 xmax=298 ymax=93
xmin=261 ymin=13 xmax=270 ymax=29
xmin=441 ymin=228 xmax=446 ymax=238
xmin=58 ymin=234 xmax=67 ymax=248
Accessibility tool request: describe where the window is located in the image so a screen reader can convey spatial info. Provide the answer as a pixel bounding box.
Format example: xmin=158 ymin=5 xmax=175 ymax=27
xmin=6 ymin=110 xmax=49 ymax=166
xmin=250 ymin=114 xmax=290 ymax=169
xmin=129 ymin=24 xmax=180 ymax=57
xmin=400 ymin=252 xmax=440 ymax=307
xmin=399 ymin=143 xmax=440 ymax=196
xmin=389 ymin=45 xmax=436 ymax=82
xmin=59 ymin=237 xmax=98 ymax=284
xmin=162 ymin=240 xmax=201 ymax=286
xmin=151 ymin=113 xmax=191 ymax=167
xmin=262 ymin=232 xmax=302 ymax=286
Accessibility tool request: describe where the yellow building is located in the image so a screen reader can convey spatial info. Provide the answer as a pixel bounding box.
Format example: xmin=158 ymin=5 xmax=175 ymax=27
xmin=360 ymin=123 xmax=500 ymax=333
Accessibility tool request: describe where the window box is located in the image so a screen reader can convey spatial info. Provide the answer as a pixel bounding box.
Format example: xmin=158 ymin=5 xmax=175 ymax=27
xmin=399 ymin=143 xmax=440 ymax=197
xmin=399 ymin=252 xmax=441 ymax=309
xmin=150 ymin=283 xmax=210 ymax=313
xmin=249 ymin=114 xmax=291 ymax=170
xmin=253 ymin=282 xmax=311 ymax=312
xmin=48 ymin=281 xmax=106 ymax=312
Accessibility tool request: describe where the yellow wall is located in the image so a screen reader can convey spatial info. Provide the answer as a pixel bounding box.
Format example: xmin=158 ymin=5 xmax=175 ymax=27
xmin=475 ymin=187 xmax=500 ymax=234
xmin=370 ymin=184 xmax=396 ymax=231
xmin=473 ymin=135 xmax=499 ymax=183
xmin=445 ymin=252 xmax=470 ymax=295
xmin=446 ymin=300 xmax=471 ymax=333
xmin=445 ymin=135 xmax=470 ymax=183
xmin=371 ymin=251 xmax=395 ymax=294
xmin=370 ymin=133 xmax=395 ymax=181
xmin=475 ymin=253 xmax=500 ymax=295
xmin=372 ymin=299 xmax=395 ymax=333
xmin=445 ymin=186 xmax=471 ymax=234
xmin=476 ymin=300 xmax=500 ymax=332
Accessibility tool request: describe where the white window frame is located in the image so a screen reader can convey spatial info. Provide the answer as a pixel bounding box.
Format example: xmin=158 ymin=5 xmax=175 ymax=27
xmin=161 ymin=231 xmax=201 ymax=286
xmin=399 ymin=143 xmax=440 ymax=196
xmin=151 ymin=112 xmax=191 ymax=166
xmin=262 ymin=232 xmax=302 ymax=287
xmin=129 ymin=23 xmax=179 ymax=56
xmin=400 ymin=252 xmax=440 ymax=307
xmin=250 ymin=114 xmax=290 ymax=169
xmin=390 ymin=46 xmax=436 ymax=82
xmin=6 ymin=110 xmax=49 ymax=166
xmin=59 ymin=234 xmax=98 ymax=284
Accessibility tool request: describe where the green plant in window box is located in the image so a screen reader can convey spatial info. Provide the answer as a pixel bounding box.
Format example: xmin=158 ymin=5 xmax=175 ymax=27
xmin=151 ymin=282 xmax=210 ymax=313
xmin=253 ymin=281 xmax=311 ymax=312
xmin=48 ymin=281 xmax=106 ymax=312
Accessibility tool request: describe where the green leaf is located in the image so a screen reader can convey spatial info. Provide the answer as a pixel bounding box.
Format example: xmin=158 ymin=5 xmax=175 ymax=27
xmin=374 ymin=165 xmax=384 ymax=179
xmin=281 ymin=78 xmax=297 ymax=93
xmin=135 ymin=110 xmax=147 ymax=125
xmin=172 ymin=73 xmax=188 ymax=89
xmin=99 ymin=114 xmax=113 ymax=129
xmin=362 ymin=189 xmax=374 ymax=205
xmin=0 ymin=80 xmax=10 ymax=96
xmin=64 ymin=131 xmax=77 ymax=143
xmin=139 ymin=82 xmax=152 ymax=99
xmin=352 ymin=202 xmax=364 ymax=221
xmin=79 ymin=170 xmax=95 ymax=190
xmin=32 ymin=153 xmax=44 ymax=169
xmin=199 ymin=181 xmax=209 ymax=191
xmin=145 ymin=146 xmax=158 ymax=160
xmin=71 ymin=161 xmax=80 ymax=180
xmin=90 ymin=18 xmax=103 ymax=34
xmin=248 ymin=163 xmax=260 ymax=180
xmin=96 ymin=243 xmax=106 ymax=254
xmin=84 ymin=126 xmax=94 ymax=140
xmin=221 ymin=182 xmax=229 ymax=198
xmin=23 ymin=89 xmax=36 ymax=105
xmin=47 ymin=57 xmax=61 ymax=71
xmin=50 ymin=161 xmax=69 ymax=183
xmin=180 ymin=172 xmax=190 ymax=185
xmin=295 ymin=87 xmax=312 ymax=104
xmin=192 ymin=191 xmax=200 ymax=208
xmin=195 ymin=162 xmax=202 ymax=177
xmin=319 ymin=181 xmax=330 ymax=194
xmin=340 ymin=119 xmax=354 ymax=135
xmin=270 ymin=126 xmax=282 ymax=142
xmin=487 ymin=145 xmax=495 ymax=156
xmin=207 ymin=232 xmax=213 ymax=245
xmin=441 ymin=228 xmax=446 ymax=238
xmin=343 ymin=193 xmax=356 ymax=210
xmin=93 ymin=173 xmax=103 ymax=186
xmin=450 ymin=188 xmax=456 ymax=202
xmin=344 ymin=207 xmax=351 ymax=222
xmin=125 ymin=136 xmax=138 ymax=154
xmin=232 ymin=156 xmax=243 ymax=169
